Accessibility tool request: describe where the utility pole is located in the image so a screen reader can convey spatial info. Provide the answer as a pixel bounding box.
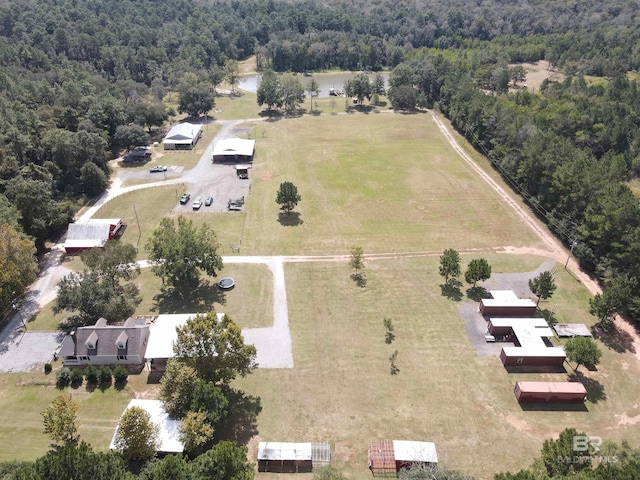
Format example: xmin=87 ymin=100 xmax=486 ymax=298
xmin=564 ymin=240 xmax=578 ymax=270
xmin=133 ymin=204 xmax=141 ymax=251
xmin=12 ymin=302 xmax=25 ymax=330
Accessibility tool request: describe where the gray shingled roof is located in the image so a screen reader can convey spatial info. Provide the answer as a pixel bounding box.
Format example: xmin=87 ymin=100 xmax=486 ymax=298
xmin=59 ymin=318 xmax=149 ymax=358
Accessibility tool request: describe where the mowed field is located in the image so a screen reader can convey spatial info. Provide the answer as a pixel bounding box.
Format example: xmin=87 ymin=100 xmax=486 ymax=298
xmin=3 ymin=111 xmax=640 ymax=478
xmin=238 ymin=254 xmax=640 ymax=479
xmin=241 ymin=114 xmax=546 ymax=255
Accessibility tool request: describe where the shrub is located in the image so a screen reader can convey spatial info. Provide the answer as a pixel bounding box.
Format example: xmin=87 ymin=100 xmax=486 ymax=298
xmin=98 ymin=366 xmax=112 ymax=385
xmin=56 ymin=368 xmax=71 ymax=388
xmin=44 ymin=363 xmax=52 ymax=374
xmin=69 ymin=368 xmax=84 ymax=387
xmin=84 ymin=365 xmax=98 ymax=384
xmin=113 ymin=365 xmax=129 ymax=384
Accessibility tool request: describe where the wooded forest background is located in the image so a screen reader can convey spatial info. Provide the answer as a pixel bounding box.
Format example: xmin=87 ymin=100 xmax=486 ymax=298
xmin=2 ymin=0 xmax=640 ymax=323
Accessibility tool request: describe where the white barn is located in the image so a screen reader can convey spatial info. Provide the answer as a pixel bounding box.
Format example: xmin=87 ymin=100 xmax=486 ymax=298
xmin=163 ymin=123 xmax=203 ymax=150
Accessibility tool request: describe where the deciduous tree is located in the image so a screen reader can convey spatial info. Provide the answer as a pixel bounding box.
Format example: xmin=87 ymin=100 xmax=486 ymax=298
xmin=223 ymin=60 xmax=240 ymax=94
xmin=439 ymin=249 xmax=461 ymax=284
xmin=180 ymin=411 xmax=214 ymax=455
xmin=159 ymin=359 xmax=199 ymax=418
xmin=174 ymin=311 xmax=257 ymax=384
xmin=113 ymin=125 xmax=150 ymax=149
xmin=257 ymin=69 xmax=282 ymax=111
xmin=177 ymin=72 xmax=215 ymax=118
xmin=279 ymin=74 xmax=305 ymax=112
xmin=42 ymin=393 xmax=79 ymax=444
xmin=528 ymin=270 xmax=557 ymax=306
xmin=540 ymin=428 xmax=592 ymax=476
xmin=565 ymin=337 xmax=602 ymax=371
xmin=146 ymin=216 xmax=224 ymax=295
xmin=275 ymin=181 xmax=301 ymax=214
xmin=190 ymin=441 xmax=255 ymax=480
xmin=0 ymin=223 xmax=37 ymax=315
xmin=55 ymin=244 xmax=142 ymax=327
xmin=464 ymin=258 xmax=492 ymax=287
xmin=345 ymin=73 xmax=372 ymax=105
xmin=113 ymin=406 xmax=160 ymax=463
xmin=81 ymin=242 xmax=139 ymax=285
xmin=349 ymin=246 xmax=365 ymax=276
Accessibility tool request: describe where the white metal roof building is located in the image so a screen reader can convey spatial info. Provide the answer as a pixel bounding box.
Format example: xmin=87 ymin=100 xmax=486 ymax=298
xmin=212 ymin=138 xmax=256 ymax=163
xmin=109 ymin=399 xmax=184 ymax=454
xmin=257 ymin=442 xmax=330 ymax=473
xmin=393 ymin=440 xmax=439 ymax=464
xmin=145 ymin=313 xmax=224 ymax=372
xmin=163 ymin=123 xmax=203 ymax=150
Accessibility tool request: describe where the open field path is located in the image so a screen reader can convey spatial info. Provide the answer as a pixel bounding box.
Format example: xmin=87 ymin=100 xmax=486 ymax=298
xmin=430 ymin=111 xmax=640 ymax=362
xmin=4 ymin=110 xmax=637 ymax=367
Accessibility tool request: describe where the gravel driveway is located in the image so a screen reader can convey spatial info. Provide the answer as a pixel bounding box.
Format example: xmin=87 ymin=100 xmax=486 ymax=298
xmin=0 ymin=332 xmax=65 ymax=373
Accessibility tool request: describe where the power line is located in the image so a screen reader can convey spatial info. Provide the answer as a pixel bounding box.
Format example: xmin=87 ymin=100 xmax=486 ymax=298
xmin=463 ymin=124 xmax=579 ymax=243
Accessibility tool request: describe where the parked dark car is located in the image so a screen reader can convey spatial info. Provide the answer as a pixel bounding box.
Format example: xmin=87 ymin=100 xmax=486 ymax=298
xmin=205 ymin=196 xmax=213 ymax=206
xmin=180 ymin=193 xmax=191 ymax=204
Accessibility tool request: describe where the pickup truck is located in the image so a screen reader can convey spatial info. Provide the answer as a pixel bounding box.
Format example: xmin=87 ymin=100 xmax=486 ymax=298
xmin=192 ymin=197 xmax=203 ymax=210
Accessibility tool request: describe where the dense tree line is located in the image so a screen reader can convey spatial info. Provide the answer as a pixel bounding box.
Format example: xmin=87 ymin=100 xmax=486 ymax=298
xmin=1 ymin=0 xmax=640 ymax=307
xmin=387 ymin=46 xmax=640 ymax=323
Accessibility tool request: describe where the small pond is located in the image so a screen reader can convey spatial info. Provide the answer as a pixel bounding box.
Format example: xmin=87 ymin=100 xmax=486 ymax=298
xmin=237 ymin=72 xmax=389 ymax=98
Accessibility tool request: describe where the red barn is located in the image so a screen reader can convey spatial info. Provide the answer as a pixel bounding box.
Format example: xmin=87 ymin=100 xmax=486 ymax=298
xmin=64 ymin=218 xmax=125 ymax=254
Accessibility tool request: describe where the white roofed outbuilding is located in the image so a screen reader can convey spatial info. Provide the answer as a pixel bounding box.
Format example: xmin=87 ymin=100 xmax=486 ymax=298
xmin=163 ymin=123 xmax=203 ymax=150
xmin=110 ymin=399 xmax=183 ymax=454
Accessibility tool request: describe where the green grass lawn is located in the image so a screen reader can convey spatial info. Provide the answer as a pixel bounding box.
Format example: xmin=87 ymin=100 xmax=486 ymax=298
xmin=235 ymin=254 xmax=640 ymax=479
xmin=92 ymin=186 xmax=246 ymax=260
xmin=0 ymin=372 xmax=133 ymax=462
xmin=5 ymin=107 xmax=640 ymax=478
xmin=241 ymin=113 xmax=545 ymax=255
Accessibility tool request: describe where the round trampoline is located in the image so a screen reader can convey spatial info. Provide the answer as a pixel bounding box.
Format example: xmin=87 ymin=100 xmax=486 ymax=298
xmin=218 ymin=277 xmax=235 ymax=290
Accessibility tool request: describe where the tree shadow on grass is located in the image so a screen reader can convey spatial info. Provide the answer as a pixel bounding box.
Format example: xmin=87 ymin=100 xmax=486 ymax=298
xmin=216 ymin=387 xmax=262 ymax=445
xmin=152 ymin=280 xmax=227 ymax=313
xmin=351 ymin=273 xmax=367 ymax=288
xmin=568 ymin=371 xmax=606 ymax=403
xmin=466 ymin=286 xmax=490 ymax=301
xmin=440 ymin=279 xmax=463 ymax=301
xmin=277 ymin=212 xmax=303 ymax=226
xmin=539 ymin=308 xmax=560 ymax=324
xmin=591 ymin=323 xmax=636 ymax=354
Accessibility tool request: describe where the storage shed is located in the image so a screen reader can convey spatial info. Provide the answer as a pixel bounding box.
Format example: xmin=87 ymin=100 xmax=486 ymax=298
xmin=500 ymin=346 xmax=566 ymax=366
xmin=553 ymin=323 xmax=592 ymax=338
xmin=258 ymin=442 xmax=330 ymax=473
xmin=479 ymin=290 xmax=537 ymax=316
xmin=514 ymin=381 xmax=587 ymax=403
xmin=163 ymin=123 xmax=203 ymax=150
xmin=64 ymin=218 xmax=125 ymax=253
xmin=212 ymin=138 xmax=255 ymax=163
xmin=369 ymin=440 xmax=438 ymax=477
